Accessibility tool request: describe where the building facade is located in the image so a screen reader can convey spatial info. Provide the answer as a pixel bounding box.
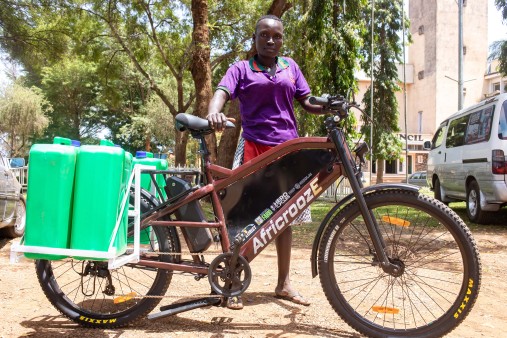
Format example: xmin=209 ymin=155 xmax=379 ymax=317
xmin=355 ymin=0 xmax=489 ymax=183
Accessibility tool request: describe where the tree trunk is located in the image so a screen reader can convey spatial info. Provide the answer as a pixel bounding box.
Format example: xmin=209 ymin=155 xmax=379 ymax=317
xmin=144 ymin=133 xmax=151 ymax=152
xmin=376 ymin=159 xmax=384 ymax=184
xmin=190 ymin=0 xmax=216 ymax=161
xmin=216 ymin=100 xmax=241 ymax=168
xmin=174 ymin=130 xmax=189 ymax=166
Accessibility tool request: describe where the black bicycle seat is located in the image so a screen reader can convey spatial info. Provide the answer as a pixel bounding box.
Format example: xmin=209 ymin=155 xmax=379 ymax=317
xmin=175 ymin=113 xmax=235 ymax=133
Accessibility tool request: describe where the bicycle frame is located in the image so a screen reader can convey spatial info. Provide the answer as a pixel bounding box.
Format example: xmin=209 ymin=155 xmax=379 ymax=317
xmin=134 ymin=113 xmax=399 ymax=276
xmin=136 ymin=137 xmax=342 ymax=273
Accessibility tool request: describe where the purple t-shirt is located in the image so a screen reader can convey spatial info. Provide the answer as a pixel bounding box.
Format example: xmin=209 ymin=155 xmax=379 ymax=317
xmin=217 ymin=56 xmax=311 ymax=146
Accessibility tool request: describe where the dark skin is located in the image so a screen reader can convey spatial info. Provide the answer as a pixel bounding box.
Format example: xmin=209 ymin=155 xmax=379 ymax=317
xmin=207 ymin=18 xmax=325 ymax=307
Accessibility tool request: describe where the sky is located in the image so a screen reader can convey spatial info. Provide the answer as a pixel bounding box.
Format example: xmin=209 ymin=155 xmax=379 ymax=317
xmin=489 ymin=0 xmax=507 ymax=44
xmin=1 ymin=1 xmax=507 ymax=90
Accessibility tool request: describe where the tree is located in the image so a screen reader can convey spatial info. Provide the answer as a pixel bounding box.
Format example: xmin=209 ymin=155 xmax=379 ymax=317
xmin=289 ymin=0 xmax=366 ymax=138
xmin=360 ymin=0 xmax=408 ymax=183
xmin=0 ymin=83 xmax=51 ymax=157
xmin=40 ymin=57 xmax=102 ymax=141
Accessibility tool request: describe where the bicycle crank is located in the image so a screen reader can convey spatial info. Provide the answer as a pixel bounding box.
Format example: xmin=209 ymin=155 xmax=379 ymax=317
xmin=208 ymin=252 xmax=252 ymax=297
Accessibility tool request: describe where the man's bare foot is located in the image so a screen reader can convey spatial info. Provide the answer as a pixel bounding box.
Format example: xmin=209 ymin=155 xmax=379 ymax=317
xmin=275 ymin=289 xmax=310 ymax=306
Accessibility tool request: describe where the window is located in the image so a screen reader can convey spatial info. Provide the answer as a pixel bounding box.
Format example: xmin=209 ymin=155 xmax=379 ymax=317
xmin=493 ymin=82 xmax=501 ymax=92
xmin=498 ymin=100 xmax=507 ymax=139
xmin=385 ymin=160 xmax=397 ymax=174
xmin=431 ymin=123 xmax=447 ymax=149
xmin=465 ymin=107 xmax=493 ymax=144
xmin=446 ymin=115 xmax=469 ymax=148
xmin=418 ymin=71 xmax=424 ymax=80
xmin=418 ymin=111 xmax=423 ymax=134
xmin=418 ymin=25 xmax=424 ymax=35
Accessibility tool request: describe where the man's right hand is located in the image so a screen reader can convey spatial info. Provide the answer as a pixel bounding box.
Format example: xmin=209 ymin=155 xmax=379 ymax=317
xmin=207 ymin=112 xmax=234 ymax=132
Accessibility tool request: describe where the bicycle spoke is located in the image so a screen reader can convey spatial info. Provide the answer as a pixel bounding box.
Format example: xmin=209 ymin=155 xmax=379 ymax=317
xmin=319 ymin=190 xmax=480 ymax=337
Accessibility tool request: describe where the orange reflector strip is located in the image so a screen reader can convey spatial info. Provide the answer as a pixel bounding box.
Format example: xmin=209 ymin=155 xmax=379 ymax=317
xmin=382 ymin=216 xmax=410 ymax=227
xmin=114 ymin=292 xmax=137 ymax=304
xmin=372 ymin=306 xmax=400 ymax=314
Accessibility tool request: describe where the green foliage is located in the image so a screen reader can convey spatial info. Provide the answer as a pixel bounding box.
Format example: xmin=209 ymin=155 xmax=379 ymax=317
xmin=40 ymin=57 xmax=102 ymax=141
xmin=305 ymin=0 xmax=367 ymax=95
xmin=360 ymin=0 xmax=408 ymax=162
xmin=0 ymin=83 xmax=51 ymax=156
xmin=283 ymin=0 xmax=366 ymax=138
xmin=0 ymin=0 xmax=411 ymax=167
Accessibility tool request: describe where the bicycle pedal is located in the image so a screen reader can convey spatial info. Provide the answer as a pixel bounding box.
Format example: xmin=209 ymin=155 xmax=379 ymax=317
xmin=147 ymin=297 xmax=222 ymax=320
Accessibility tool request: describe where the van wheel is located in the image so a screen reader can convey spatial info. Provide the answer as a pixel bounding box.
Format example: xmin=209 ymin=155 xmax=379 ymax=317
xmin=433 ymin=178 xmax=445 ymax=203
xmin=467 ymin=181 xmax=487 ymax=224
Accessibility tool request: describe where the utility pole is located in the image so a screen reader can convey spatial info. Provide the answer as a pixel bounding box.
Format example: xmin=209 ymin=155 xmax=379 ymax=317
xmin=458 ymin=0 xmax=464 ymax=110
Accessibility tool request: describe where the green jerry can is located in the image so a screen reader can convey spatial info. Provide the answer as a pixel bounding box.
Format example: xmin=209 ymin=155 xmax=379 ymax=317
xmin=133 ymin=151 xmax=168 ymax=199
xmin=128 ymin=151 xmax=168 ymax=245
xmin=24 ymin=137 xmax=78 ymax=260
xmin=70 ymin=139 xmax=131 ymax=260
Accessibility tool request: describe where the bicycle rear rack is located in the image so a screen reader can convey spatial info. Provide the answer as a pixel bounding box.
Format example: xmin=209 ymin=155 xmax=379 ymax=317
xmin=10 ymin=164 xmax=153 ymax=270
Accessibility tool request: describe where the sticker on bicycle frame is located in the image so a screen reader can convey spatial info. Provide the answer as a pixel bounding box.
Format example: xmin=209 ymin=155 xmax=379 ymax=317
xmin=255 ymin=208 xmax=274 ymax=225
xmin=372 ymin=306 xmax=400 ymax=314
xmin=236 ymin=223 xmax=257 ymax=240
xmin=270 ymin=192 xmax=290 ymax=210
xmin=382 ymin=215 xmax=411 ymax=227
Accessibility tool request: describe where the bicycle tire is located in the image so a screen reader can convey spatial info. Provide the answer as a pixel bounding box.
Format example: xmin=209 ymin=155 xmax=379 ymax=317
xmin=318 ymin=189 xmax=481 ymax=338
xmin=35 ymin=190 xmax=178 ymax=328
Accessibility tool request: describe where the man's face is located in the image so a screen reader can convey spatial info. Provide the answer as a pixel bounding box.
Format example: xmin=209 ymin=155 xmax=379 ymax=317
xmin=254 ymin=19 xmax=284 ymax=59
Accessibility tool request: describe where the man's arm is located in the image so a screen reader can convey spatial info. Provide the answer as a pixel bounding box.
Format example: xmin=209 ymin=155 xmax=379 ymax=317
xmin=207 ymin=90 xmax=231 ymax=131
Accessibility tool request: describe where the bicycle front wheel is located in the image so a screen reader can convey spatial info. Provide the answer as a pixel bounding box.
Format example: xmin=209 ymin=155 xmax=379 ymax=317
xmin=318 ymin=190 xmax=481 ymax=338
xmin=35 ymin=191 xmax=178 ymax=328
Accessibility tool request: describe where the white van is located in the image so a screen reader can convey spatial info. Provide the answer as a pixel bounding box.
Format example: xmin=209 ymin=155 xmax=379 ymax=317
xmin=425 ymin=93 xmax=507 ymax=223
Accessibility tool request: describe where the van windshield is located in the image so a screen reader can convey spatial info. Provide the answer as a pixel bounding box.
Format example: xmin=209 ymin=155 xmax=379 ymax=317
xmin=499 ymin=100 xmax=507 ymax=139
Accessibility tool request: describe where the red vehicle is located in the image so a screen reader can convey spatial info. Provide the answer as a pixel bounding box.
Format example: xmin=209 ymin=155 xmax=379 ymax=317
xmin=34 ymin=95 xmax=481 ymax=338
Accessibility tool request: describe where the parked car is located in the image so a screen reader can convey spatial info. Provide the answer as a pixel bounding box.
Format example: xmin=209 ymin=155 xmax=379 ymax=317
xmin=404 ymin=171 xmax=428 ymax=187
xmin=0 ymin=153 xmax=26 ymax=237
xmin=425 ymin=93 xmax=507 ymax=224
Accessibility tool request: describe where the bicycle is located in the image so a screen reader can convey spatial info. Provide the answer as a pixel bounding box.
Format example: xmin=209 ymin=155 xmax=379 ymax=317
xmin=33 ymin=94 xmax=481 ymax=337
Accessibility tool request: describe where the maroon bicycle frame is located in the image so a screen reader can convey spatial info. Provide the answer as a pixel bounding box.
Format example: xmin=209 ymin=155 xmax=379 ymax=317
xmin=137 ymin=136 xmax=347 ymax=274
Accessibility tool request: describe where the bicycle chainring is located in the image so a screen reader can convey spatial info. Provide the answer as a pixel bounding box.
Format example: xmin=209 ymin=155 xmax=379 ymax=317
xmin=208 ymin=252 xmax=252 ymax=297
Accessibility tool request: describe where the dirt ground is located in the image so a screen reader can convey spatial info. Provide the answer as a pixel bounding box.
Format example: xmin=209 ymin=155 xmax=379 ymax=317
xmin=1 ymin=224 xmax=506 ymax=338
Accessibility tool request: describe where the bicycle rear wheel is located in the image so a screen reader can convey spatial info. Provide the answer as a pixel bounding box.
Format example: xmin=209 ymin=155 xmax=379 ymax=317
xmin=35 ymin=190 xmax=178 ymax=328
xmin=318 ymin=190 xmax=481 ymax=338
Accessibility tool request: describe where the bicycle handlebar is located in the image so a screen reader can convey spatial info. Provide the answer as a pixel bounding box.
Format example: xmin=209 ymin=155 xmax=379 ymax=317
xmin=310 ymin=94 xmax=368 ymax=122
xmin=308 ymin=96 xmax=329 ymax=106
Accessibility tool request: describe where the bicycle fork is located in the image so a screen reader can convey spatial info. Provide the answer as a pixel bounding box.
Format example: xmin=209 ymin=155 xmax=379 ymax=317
xmin=328 ymin=122 xmax=402 ymax=276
